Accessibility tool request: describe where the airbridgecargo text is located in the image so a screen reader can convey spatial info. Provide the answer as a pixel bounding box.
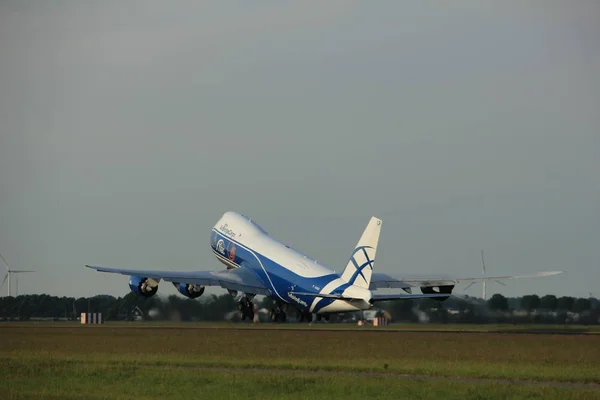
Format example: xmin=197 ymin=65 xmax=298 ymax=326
xmin=288 ymin=292 xmax=308 ymax=307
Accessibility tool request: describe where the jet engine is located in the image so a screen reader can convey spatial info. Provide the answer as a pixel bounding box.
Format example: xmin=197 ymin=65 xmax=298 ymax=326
xmin=173 ymin=282 xmax=206 ymax=299
xmin=129 ymin=276 xmax=159 ymax=297
xmin=420 ymin=285 xmax=454 ymax=301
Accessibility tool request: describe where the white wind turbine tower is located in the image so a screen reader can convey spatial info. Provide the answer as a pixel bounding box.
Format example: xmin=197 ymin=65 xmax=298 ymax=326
xmin=0 ymin=251 xmax=35 ymax=297
xmin=463 ymin=250 xmax=505 ymax=300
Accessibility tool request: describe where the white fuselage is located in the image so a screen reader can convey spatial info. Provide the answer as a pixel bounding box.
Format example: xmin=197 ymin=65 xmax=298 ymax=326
xmin=209 ymin=212 xmax=372 ymax=314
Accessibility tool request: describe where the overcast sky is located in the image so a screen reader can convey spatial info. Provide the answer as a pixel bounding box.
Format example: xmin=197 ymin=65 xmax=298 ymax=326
xmin=1 ymin=1 xmax=598 ymax=300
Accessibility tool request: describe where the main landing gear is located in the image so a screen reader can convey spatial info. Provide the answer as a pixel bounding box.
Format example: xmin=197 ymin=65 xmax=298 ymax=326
xmin=311 ymin=314 xmax=330 ymax=323
xmin=295 ymin=309 xmax=312 ymax=323
xmin=293 ymin=308 xmax=331 ymax=323
xmin=270 ymin=301 xmax=287 ymax=323
xmin=238 ymin=296 xmax=255 ymax=321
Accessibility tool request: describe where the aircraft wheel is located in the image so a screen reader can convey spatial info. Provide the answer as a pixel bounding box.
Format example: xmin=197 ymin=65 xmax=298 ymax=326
xmin=239 ymin=299 xmax=254 ymax=322
xmin=271 ymin=307 xmax=285 ymax=323
xmin=302 ymin=311 xmax=312 ymax=322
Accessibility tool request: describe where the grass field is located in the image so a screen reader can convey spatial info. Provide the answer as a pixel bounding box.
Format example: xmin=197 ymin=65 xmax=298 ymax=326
xmin=2 ymin=322 xmax=600 ymax=399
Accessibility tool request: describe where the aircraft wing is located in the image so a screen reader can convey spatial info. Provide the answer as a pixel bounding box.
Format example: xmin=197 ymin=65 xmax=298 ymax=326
xmin=369 ymin=270 xmax=563 ymax=290
xmin=85 ymin=265 xmax=272 ymax=296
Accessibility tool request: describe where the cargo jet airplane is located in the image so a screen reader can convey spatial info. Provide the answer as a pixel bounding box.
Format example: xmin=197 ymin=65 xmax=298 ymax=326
xmin=86 ymin=211 xmax=562 ymax=322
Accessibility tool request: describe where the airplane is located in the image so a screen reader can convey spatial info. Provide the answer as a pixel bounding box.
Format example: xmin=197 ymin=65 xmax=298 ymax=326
xmin=86 ymin=211 xmax=563 ymax=322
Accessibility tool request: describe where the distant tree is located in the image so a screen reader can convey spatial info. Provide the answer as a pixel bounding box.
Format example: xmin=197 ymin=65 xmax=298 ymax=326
xmin=487 ymin=294 xmax=508 ymax=311
xmin=573 ymin=298 xmax=591 ymax=313
xmin=520 ymin=295 xmax=541 ymax=312
xmin=453 ymin=298 xmax=467 ymax=312
xmin=397 ymin=299 xmax=418 ymax=321
xmin=506 ymin=297 xmax=520 ymax=310
xmin=379 ymin=299 xmax=416 ymax=322
xmin=540 ymin=294 xmax=558 ymax=311
xmin=2 ymin=291 xmax=597 ymax=325
xmin=419 ymin=298 xmax=440 ymax=311
xmin=205 ymin=293 xmax=238 ymax=320
xmin=557 ymin=296 xmax=575 ymax=312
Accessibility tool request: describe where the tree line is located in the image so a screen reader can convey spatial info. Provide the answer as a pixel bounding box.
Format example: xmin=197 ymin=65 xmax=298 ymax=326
xmin=378 ymin=293 xmax=599 ymax=325
xmin=0 ymin=292 xmax=598 ymax=324
xmin=486 ymin=293 xmax=593 ymax=313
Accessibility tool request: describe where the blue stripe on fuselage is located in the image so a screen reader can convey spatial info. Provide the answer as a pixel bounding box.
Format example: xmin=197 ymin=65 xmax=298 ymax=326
xmin=210 ymin=229 xmax=339 ymax=311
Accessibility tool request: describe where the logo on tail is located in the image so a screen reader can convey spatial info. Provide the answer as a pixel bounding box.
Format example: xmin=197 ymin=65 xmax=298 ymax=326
xmin=340 ymin=216 xmax=382 ymax=289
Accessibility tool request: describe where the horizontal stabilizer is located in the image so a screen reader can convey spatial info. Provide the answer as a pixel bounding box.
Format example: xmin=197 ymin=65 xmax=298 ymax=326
xmin=370 ymin=270 xmax=564 ymax=290
xmin=370 ymin=293 xmax=450 ymax=302
xmin=290 ymin=292 xmax=354 ymax=300
xmin=290 ymin=292 xmax=451 ymax=302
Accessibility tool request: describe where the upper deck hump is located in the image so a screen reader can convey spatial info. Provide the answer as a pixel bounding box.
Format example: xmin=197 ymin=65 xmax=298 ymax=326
xmin=214 ymin=212 xmax=336 ymax=278
xmin=215 ymin=211 xmax=267 ymax=238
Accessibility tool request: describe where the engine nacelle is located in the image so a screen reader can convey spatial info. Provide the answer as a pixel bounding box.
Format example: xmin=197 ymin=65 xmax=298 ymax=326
xmin=420 ymin=285 xmax=454 ymax=301
xmin=173 ymin=282 xmax=205 ymax=299
xmin=129 ymin=276 xmax=159 ymax=298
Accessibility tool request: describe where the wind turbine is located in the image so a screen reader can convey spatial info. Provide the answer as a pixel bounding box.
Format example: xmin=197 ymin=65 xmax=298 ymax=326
xmin=0 ymin=252 xmax=35 ymax=297
xmin=463 ymin=250 xmax=505 ymax=300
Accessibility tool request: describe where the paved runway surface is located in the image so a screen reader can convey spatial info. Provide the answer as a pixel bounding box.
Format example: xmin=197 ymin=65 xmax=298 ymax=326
xmin=67 ymin=324 xmax=600 ymax=335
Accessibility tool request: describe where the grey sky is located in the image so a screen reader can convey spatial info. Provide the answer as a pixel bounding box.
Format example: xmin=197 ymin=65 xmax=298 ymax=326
xmin=1 ymin=1 xmax=598 ymax=300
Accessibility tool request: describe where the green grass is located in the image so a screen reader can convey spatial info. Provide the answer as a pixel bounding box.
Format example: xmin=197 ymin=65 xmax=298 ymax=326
xmin=1 ymin=324 xmax=599 ymax=399
xmin=3 ymin=361 xmax=600 ymax=400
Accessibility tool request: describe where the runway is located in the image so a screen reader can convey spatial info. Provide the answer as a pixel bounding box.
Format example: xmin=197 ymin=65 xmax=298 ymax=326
xmin=46 ymin=322 xmax=600 ymax=336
